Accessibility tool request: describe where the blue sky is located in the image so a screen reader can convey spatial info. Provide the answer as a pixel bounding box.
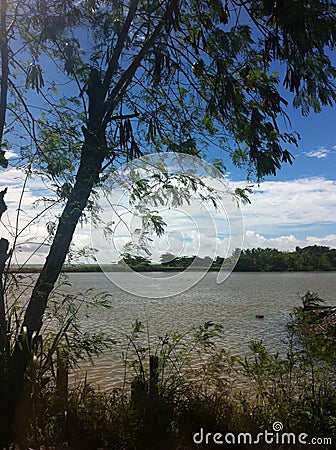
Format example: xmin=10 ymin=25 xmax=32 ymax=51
xmin=2 ymin=90 xmax=335 ymax=265
xmin=221 ymin=100 xmax=336 ymax=183
xmin=267 ymin=104 xmax=336 ymax=181
xmin=228 ymin=101 xmax=336 ymax=250
xmin=1 ymin=10 xmax=336 ymax=264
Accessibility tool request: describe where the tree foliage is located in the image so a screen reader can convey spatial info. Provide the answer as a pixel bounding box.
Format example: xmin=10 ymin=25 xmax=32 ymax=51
xmin=130 ymin=245 xmax=336 ymax=271
xmin=0 ymin=1 xmax=336 ymax=444
xmin=234 ymin=245 xmax=336 ymax=271
xmin=2 ymin=0 xmax=336 ymax=180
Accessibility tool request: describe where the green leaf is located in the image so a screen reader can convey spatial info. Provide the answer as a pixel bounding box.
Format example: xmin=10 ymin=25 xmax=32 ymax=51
xmin=26 ymin=62 xmax=45 ymax=93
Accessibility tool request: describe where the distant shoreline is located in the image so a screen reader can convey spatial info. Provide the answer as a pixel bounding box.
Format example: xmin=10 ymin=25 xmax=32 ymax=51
xmin=7 ymin=265 xmax=336 ymax=274
xmin=8 ymin=245 xmax=336 ymax=273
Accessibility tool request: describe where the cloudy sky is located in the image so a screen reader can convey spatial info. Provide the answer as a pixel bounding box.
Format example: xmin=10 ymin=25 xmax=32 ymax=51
xmin=90 ymin=102 xmax=336 ymax=262
xmin=237 ymin=101 xmax=336 ymax=252
xmin=0 ymin=5 xmax=335 ymax=266
xmin=1 ymin=78 xmax=336 ymax=265
xmin=1 ymin=117 xmax=335 ymax=267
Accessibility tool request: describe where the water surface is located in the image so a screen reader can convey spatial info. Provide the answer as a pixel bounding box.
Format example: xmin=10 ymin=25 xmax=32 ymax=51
xmin=58 ymin=271 xmax=336 ymax=389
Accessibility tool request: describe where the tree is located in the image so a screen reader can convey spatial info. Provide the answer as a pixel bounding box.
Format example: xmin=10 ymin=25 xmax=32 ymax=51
xmin=0 ymin=0 xmax=11 ymax=166
xmin=1 ymin=0 xmax=336 ymax=442
xmin=4 ymin=0 xmax=336 ymax=334
xmin=160 ymin=252 xmax=178 ymax=266
xmin=122 ymin=253 xmax=151 ymax=268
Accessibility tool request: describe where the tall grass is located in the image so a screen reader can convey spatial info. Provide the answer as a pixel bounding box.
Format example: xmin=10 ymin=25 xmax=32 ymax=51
xmin=2 ymin=293 xmax=336 ymax=449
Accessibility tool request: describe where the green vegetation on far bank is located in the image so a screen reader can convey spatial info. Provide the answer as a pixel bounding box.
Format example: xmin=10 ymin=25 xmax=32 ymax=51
xmin=235 ymin=245 xmax=336 ymax=272
xmin=66 ymin=244 xmax=336 ymax=273
xmin=10 ymin=245 xmax=336 ymax=273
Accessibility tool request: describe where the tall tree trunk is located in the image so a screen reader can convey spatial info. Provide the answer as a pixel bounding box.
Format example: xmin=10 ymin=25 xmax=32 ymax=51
xmin=0 ymin=238 xmax=9 ymax=331
xmin=0 ymin=188 xmax=8 ymax=332
xmin=0 ymin=189 xmax=10 ymax=446
xmin=4 ymin=130 xmax=107 ymax=444
xmin=22 ymin=131 xmax=106 ymax=338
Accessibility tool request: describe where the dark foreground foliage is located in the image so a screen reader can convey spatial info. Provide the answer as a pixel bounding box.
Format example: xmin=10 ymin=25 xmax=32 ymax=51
xmin=1 ymin=296 xmax=336 ymax=450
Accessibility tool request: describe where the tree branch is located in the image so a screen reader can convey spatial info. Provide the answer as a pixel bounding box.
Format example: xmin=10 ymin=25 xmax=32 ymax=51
xmin=102 ymin=19 xmax=165 ymax=128
xmin=6 ymin=0 xmax=22 ymax=34
xmin=102 ymin=0 xmax=140 ymax=94
xmin=0 ymin=0 xmax=9 ymax=153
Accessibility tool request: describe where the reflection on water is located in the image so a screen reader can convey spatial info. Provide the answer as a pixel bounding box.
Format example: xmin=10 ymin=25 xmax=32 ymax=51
xmin=55 ymin=272 xmax=336 ymax=389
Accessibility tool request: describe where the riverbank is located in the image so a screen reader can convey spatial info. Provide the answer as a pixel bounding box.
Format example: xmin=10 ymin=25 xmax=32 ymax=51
xmin=6 ymin=311 xmax=336 ymax=450
xmin=8 ymin=245 xmax=336 ymax=273
xmin=8 ymin=264 xmax=336 ymax=273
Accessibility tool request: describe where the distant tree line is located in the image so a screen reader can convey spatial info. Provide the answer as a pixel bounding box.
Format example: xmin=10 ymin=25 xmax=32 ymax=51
xmin=234 ymin=246 xmax=336 ymax=271
xmin=119 ymin=246 xmax=336 ymax=272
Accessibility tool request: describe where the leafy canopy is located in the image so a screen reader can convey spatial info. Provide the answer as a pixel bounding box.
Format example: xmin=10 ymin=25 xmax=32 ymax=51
xmin=3 ymin=0 xmax=336 ymax=183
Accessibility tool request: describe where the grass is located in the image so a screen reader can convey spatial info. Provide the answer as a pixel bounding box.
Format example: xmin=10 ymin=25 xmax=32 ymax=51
xmin=2 ymin=293 xmax=336 ymax=449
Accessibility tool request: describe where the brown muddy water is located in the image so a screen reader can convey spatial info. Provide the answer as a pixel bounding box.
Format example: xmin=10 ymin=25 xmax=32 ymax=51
xmin=50 ymin=271 xmax=336 ymax=390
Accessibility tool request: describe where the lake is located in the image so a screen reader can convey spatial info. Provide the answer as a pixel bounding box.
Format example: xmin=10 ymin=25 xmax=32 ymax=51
xmin=56 ymin=271 xmax=336 ymax=389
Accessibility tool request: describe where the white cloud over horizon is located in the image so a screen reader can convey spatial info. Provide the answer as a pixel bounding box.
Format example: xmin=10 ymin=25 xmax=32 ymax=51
xmin=1 ymin=169 xmax=336 ymax=264
xmin=240 ymin=177 xmax=336 ymax=232
xmin=243 ymin=230 xmax=336 ymax=251
xmin=236 ymin=177 xmax=336 ymax=252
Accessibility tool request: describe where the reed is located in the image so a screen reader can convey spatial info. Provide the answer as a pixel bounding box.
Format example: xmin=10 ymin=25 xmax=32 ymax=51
xmin=2 ymin=295 xmax=336 ymax=449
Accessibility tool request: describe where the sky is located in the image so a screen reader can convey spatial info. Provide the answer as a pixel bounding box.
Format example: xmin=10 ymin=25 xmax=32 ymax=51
xmin=2 ymin=103 xmax=335 ymax=266
xmin=236 ymin=101 xmax=336 ymax=251
xmin=1 ymin=7 xmax=336 ymax=265
xmin=1 ymin=91 xmax=336 ymax=266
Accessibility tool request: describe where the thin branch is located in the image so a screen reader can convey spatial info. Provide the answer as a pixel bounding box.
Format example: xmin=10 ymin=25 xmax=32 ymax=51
xmin=8 ymin=78 xmax=39 ymax=143
xmin=6 ymin=0 xmax=22 ymax=34
xmin=0 ymin=0 xmax=9 ymax=146
xmin=110 ymin=112 xmax=139 ymax=121
xmin=4 ymin=171 xmax=29 ymax=279
xmin=53 ymin=39 xmax=89 ymax=122
xmin=102 ymin=0 xmax=140 ymax=94
xmin=7 ymin=79 xmax=78 ymax=181
xmin=102 ymin=12 xmax=166 ymax=128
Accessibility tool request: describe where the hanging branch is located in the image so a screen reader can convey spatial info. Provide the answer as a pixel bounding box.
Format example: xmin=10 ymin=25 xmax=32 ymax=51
xmin=0 ymin=187 xmax=7 ymax=220
xmin=0 ymin=0 xmax=9 ymax=167
xmin=0 ymin=188 xmax=10 ymax=331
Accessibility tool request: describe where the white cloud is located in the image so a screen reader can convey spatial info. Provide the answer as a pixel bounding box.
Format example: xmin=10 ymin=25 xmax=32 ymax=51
xmin=91 ymin=176 xmax=336 ymax=261
xmin=305 ymin=145 xmax=336 ymax=159
xmin=306 ymin=147 xmax=329 ymax=159
xmin=4 ymin=150 xmax=19 ymax=159
xmin=244 ymin=230 xmax=336 ymax=251
xmin=0 ymin=169 xmax=62 ymax=264
xmin=1 ymin=170 xmax=336 ymax=265
xmin=236 ymin=177 xmax=336 ymax=251
xmin=239 ymin=177 xmax=336 ymax=232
